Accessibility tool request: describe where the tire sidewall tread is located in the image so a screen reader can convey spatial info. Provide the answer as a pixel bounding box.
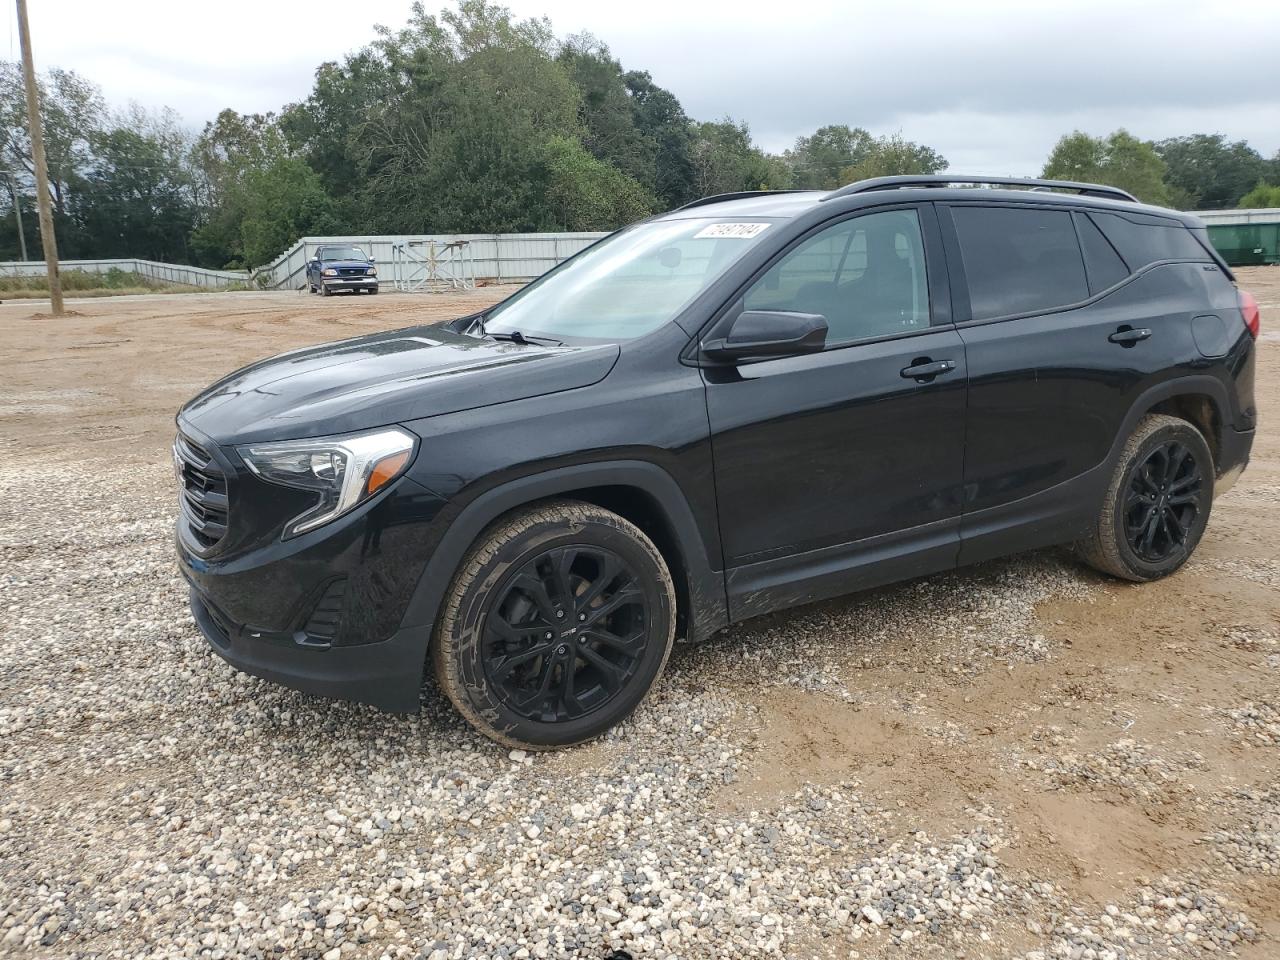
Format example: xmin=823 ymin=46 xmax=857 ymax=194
xmin=1077 ymin=414 xmax=1214 ymax=582
xmin=432 ymin=499 xmax=676 ymax=750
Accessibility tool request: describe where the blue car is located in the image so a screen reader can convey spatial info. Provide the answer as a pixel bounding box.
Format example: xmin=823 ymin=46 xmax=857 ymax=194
xmin=306 ymin=244 xmax=379 ymax=296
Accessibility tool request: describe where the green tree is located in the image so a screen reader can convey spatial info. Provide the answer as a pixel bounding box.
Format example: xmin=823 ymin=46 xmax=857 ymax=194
xmin=1042 ymin=130 xmax=1170 ymax=205
xmin=691 ymin=118 xmax=790 ymax=196
xmin=621 ymin=70 xmax=696 ymax=208
xmin=786 ymin=125 xmax=875 ymax=189
xmin=191 ymin=109 xmax=294 ymax=266
xmin=837 ymin=133 xmax=947 ymax=184
xmin=542 ymin=134 xmax=653 ymax=229
xmin=334 ymin=0 xmax=584 ymax=233
xmin=556 ymin=36 xmax=652 ymax=191
xmin=70 ymin=105 xmax=200 ymax=260
xmin=1238 ymin=182 xmax=1280 ymax=208
xmin=0 ymin=63 xmax=104 ymax=218
xmin=235 ymin=157 xmax=340 ymax=267
xmin=1155 ymin=134 xmax=1268 ymax=210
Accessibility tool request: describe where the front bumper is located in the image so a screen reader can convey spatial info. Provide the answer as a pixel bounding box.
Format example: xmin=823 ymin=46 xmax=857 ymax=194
xmin=188 ymin=584 xmax=426 ymax=711
xmin=322 ymin=276 xmax=378 ymax=290
xmin=174 ymin=424 xmax=449 ymax=712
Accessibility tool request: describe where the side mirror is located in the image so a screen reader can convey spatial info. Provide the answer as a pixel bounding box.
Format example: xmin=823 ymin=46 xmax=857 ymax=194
xmin=702 ymin=310 xmax=828 ymax=361
xmin=310 ymin=257 xmax=320 ymax=264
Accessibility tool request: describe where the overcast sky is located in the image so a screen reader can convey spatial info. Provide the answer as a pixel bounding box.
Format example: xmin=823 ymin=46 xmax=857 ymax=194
xmin=15 ymin=0 xmax=1280 ymax=174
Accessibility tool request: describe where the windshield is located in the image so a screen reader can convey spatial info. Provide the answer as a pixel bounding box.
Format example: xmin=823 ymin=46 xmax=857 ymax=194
xmin=318 ymin=245 xmax=368 ymax=261
xmin=483 ymin=218 xmax=777 ymax=342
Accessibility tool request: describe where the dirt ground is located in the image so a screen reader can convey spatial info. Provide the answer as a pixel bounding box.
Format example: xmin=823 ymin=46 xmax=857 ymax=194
xmin=1 ymin=270 xmax=1277 ymax=958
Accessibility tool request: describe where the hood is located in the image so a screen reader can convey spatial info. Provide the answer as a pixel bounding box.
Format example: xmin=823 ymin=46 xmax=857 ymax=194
xmin=178 ymin=324 xmax=620 ymax=445
xmin=319 ymin=259 xmax=372 ymax=269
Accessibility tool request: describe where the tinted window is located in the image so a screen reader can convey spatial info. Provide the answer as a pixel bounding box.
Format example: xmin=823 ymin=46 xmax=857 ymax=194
xmin=1074 ymin=212 xmax=1129 ymax=293
xmin=952 ymin=206 xmax=1088 ymax=320
xmin=744 ymin=209 xmax=929 ymax=344
xmin=1088 ymin=212 xmax=1208 ymax=269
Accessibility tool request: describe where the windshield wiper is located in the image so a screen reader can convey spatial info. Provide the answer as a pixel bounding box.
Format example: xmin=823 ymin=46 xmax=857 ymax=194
xmin=467 ymin=315 xmax=563 ymax=347
xmin=484 ymin=329 xmax=564 ymax=347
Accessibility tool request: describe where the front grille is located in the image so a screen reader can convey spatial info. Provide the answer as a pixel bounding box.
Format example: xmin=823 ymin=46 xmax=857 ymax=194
xmin=338 ymin=267 xmax=366 ymax=277
xmin=175 ymin=434 xmax=229 ymax=549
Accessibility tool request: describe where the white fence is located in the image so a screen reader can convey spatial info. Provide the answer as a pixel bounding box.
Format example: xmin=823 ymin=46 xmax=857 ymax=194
xmin=250 ymin=234 xmax=607 ymax=291
xmin=1192 ymin=208 xmax=1280 ymax=226
xmin=0 ymin=233 xmax=611 ymax=294
xmin=0 ymin=258 xmax=249 ymax=289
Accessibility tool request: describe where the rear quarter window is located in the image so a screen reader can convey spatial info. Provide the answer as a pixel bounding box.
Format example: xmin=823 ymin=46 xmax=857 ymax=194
xmin=1073 ymin=212 xmax=1130 ymax=294
xmin=1088 ymin=212 xmax=1209 ymax=269
xmin=951 ymin=206 xmax=1088 ymax=320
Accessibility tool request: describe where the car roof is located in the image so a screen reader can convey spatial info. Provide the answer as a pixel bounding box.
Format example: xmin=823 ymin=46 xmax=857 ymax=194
xmin=656 ymin=183 xmax=1198 ymax=227
xmin=657 ymin=191 xmax=827 ymax=220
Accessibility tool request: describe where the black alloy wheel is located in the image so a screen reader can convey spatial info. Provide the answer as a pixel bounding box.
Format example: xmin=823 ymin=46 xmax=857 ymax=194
xmin=433 ymin=500 xmax=676 ymax=749
xmin=1123 ymin=440 xmax=1203 ymax=563
xmin=482 ymin=545 xmax=649 ymax=723
xmin=1077 ymin=414 xmax=1214 ymax=582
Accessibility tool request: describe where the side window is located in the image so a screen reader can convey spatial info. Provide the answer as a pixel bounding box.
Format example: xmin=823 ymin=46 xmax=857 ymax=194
xmin=951 ymin=206 xmax=1088 ymax=320
xmin=1088 ymin=212 xmax=1209 ymax=269
xmin=743 ymin=209 xmax=929 ymax=344
xmin=1074 ymin=212 xmax=1130 ymax=293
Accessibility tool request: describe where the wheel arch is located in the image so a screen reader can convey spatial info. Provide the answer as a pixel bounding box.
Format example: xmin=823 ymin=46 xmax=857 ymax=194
xmin=398 ymin=461 xmax=728 ymax=661
xmin=1117 ymin=376 xmax=1229 ymax=473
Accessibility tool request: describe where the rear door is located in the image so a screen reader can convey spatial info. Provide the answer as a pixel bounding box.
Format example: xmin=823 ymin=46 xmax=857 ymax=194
xmin=940 ymin=201 xmax=1222 ymax=563
xmin=702 ymin=203 xmax=968 ymax=618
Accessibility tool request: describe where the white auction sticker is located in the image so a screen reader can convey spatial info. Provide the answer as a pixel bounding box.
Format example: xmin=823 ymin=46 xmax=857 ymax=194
xmin=693 ymin=222 xmax=771 ymax=239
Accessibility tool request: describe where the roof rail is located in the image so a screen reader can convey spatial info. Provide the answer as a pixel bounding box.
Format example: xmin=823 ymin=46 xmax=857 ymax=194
xmin=824 ymin=175 xmax=1138 ymax=203
xmin=673 ymin=189 xmax=810 ymax=212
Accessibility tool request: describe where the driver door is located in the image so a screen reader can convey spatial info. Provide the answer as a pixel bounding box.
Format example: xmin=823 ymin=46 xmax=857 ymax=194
xmin=701 ymin=204 xmax=968 ymax=618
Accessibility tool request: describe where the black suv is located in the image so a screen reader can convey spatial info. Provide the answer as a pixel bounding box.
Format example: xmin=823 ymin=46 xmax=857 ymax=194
xmin=176 ymin=175 xmax=1259 ymax=749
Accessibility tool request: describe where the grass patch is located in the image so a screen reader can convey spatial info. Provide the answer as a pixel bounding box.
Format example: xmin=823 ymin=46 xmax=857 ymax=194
xmin=0 ymin=267 xmax=242 ymax=298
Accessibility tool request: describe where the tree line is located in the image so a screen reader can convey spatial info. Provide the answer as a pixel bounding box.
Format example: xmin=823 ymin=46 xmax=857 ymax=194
xmin=2 ymin=0 xmax=1278 ymax=270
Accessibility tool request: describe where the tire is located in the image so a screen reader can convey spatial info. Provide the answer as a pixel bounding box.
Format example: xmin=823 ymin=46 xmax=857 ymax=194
xmin=321 ymin=284 xmax=332 ymax=297
xmin=1076 ymin=414 xmax=1214 ymax=582
xmin=432 ymin=500 xmax=677 ymax=750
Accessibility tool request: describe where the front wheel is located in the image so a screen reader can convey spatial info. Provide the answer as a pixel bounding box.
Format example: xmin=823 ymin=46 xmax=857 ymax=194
xmin=1076 ymin=414 xmax=1214 ymax=582
xmin=433 ymin=500 xmax=676 ymax=749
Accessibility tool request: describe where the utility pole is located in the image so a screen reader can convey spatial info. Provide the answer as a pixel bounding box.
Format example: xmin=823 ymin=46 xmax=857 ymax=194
xmin=15 ymin=0 xmax=62 ymax=314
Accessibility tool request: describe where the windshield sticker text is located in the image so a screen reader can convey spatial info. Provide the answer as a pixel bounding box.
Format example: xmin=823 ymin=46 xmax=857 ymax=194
xmin=694 ymin=222 xmax=771 ymax=239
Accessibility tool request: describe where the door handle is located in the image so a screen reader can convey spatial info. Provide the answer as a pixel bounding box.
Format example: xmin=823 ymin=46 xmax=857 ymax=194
xmin=900 ymin=358 xmax=957 ymax=382
xmin=1108 ymin=326 xmax=1152 ymax=346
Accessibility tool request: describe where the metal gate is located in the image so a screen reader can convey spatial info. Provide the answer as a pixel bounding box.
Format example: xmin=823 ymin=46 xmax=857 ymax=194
xmin=390 ymin=239 xmax=477 ymax=292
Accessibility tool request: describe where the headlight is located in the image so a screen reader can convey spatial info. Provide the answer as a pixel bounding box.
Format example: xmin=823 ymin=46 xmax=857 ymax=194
xmin=322 ymin=268 xmax=337 ymax=277
xmin=367 ymin=266 xmax=377 ymax=276
xmin=238 ymin=428 xmax=415 ymax=538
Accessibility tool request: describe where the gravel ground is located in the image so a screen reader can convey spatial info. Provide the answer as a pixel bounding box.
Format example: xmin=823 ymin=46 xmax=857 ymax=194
xmin=1 ymin=272 xmax=1278 ymax=959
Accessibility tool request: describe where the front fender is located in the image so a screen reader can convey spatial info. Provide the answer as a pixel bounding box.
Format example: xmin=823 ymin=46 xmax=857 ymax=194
xmin=397 ymin=459 xmax=728 ymax=650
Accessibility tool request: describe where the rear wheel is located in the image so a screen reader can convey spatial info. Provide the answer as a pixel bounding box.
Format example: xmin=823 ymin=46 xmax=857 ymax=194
xmin=433 ymin=500 xmax=676 ymax=749
xmin=1077 ymin=414 xmax=1213 ymax=581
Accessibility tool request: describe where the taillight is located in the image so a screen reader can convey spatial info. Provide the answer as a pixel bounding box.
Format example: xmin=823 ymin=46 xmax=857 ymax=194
xmin=1239 ymin=288 xmax=1260 ymax=339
